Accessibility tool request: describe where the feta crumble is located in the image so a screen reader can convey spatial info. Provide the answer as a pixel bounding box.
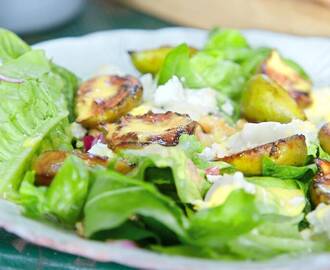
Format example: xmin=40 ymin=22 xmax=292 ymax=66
xmin=88 ymin=142 xmax=113 ymax=159
xmin=140 ymin=73 xmax=156 ymax=102
xmin=153 ymin=76 xmax=219 ymax=120
xmin=200 ymin=119 xmax=317 ymax=159
xmin=70 ymin=122 xmax=87 ymax=139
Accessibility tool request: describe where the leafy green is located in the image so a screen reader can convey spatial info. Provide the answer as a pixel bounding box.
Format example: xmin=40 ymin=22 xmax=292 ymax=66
xmin=0 ymin=53 xmax=72 ymax=197
xmin=156 ymin=29 xmax=271 ymax=102
xmin=178 ymin=134 xmax=233 ymax=172
xmin=262 ymin=157 xmax=317 ymax=181
xmin=190 ymin=52 xmax=245 ymax=99
xmin=124 ymin=145 xmax=208 ymax=204
xmin=51 ymin=64 xmax=79 ymax=121
xmin=0 ymin=30 xmax=79 ymax=198
xmin=47 ymin=156 xmax=90 ymax=224
xmin=19 ymin=156 xmax=90 ymax=225
xmin=0 ymin=28 xmax=30 ymax=62
xmin=19 ymin=171 xmax=48 ymax=217
xmin=83 ymin=169 xmax=188 ymax=242
xmin=178 ymin=134 xmax=206 ymax=168
xmin=188 ymin=190 xmax=260 ymax=248
xmin=158 ymin=43 xmax=203 ymax=87
xmin=205 ymin=28 xmax=249 ymax=50
xmin=228 ymin=215 xmax=321 ymax=260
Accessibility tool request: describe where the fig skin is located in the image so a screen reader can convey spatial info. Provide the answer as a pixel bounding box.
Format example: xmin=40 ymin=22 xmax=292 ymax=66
xmin=311 ymin=159 xmax=330 ymax=206
xmin=241 ymin=74 xmax=306 ymax=123
xmin=105 ymin=111 xmax=197 ymax=150
xmin=318 ymin=123 xmax=330 ymax=155
xmin=261 ymin=50 xmax=312 ymax=109
xmin=75 ymin=75 xmax=143 ymax=128
xmin=33 ymin=151 xmax=108 ymax=186
xmin=217 ymin=134 xmax=307 ymax=176
xmin=129 ymin=46 xmax=197 ymax=75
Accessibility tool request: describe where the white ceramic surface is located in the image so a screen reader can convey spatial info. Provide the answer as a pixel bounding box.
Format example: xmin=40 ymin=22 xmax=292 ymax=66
xmin=1 ymin=28 xmax=330 ymax=270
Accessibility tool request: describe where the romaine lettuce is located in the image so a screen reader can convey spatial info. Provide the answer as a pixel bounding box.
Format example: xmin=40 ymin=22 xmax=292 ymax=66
xmin=19 ymin=156 xmax=90 ymax=226
xmin=0 ymin=30 xmax=78 ymax=198
xmin=123 ymin=144 xmax=208 ymax=204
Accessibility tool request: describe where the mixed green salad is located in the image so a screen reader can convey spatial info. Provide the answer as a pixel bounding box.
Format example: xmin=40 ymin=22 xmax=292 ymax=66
xmin=2 ymin=27 xmax=330 ymax=261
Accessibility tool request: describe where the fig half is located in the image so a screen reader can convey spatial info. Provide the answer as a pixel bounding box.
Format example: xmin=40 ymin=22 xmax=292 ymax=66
xmin=318 ymin=122 xmax=330 ymax=155
xmin=241 ymin=75 xmax=306 ymax=123
xmin=33 ymin=151 xmax=108 ymax=186
xmin=311 ymin=159 xmax=330 ymax=206
xmin=75 ymin=75 xmax=143 ymax=128
xmin=105 ymin=111 xmax=197 ymax=150
xmin=129 ymin=46 xmax=197 ymax=75
xmin=261 ymin=50 xmax=312 ymax=108
xmin=217 ymin=134 xmax=307 ymax=175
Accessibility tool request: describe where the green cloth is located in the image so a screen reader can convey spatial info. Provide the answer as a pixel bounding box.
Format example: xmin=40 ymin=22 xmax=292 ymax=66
xmin=1 ymin=1 xmax=172 ymax=269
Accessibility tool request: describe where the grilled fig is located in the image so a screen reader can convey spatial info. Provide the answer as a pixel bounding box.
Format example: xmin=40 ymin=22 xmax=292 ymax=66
xmin=105 ymin=111 xmax=197 ymax=149
xmin=129 ymin=46 xmax=197 ymax=75
xmin=33 ymin=151 xmax=108 ymax=186
xmin=311 ymin=159 xmax=330 ymax=206
xmin=241 ymin=75 xmax=306 ymax=123
xmin=261 ymin=51 xmax=312 ymax=108
xmin=217 ymin=134 xmax=307 ymax=175
xmin=75 ymin=75 xmax=143 ymax=128
xmin=319 ymin=123 xmax=330 ymax=154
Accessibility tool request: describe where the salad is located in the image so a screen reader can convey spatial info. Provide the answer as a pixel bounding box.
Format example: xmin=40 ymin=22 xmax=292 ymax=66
xmin=1 ymin=27 xmax=330 ymax=261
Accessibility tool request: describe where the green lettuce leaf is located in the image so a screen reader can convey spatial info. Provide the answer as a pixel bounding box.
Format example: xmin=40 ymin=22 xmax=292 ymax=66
xmin=178 ymin=134 xmax=233 ymax=172
xmin=0 ymin=28 xmax=30 ymax=62
xmin=205 ymin=28 xmax=249 ymax=50
xmin=190 ymin=52 xmax=245 ymax=99
xmin=0 ymin=54 xmax=72 ymax=197
xmin=228 ymin=215 xmax=321 ymax=260
xmin=83 ymin=169 xmax=188 ymax=242
xmin=188 ymin=190 xmax=260 ymax=248
xmin=262 ymin=157 xmax=317 ymax=181
xmin=158 ymin=43 xmax=203 ymax=88
xmin=157 ymin=29 xmax=270 ymax=101
xmin=19 ymin=156 xmax=90 ymax=225
xmin=123 ymin=145 xmax=208 ymax=204
xmin=0 ymin=30 xmax=79 ymax=197
xmin=51 ymin=64 xmax=79 ymax=121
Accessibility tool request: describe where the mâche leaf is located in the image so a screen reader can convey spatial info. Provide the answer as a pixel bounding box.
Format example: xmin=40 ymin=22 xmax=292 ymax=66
xmin=84 ymin=169 xmax=188 ymax=242
xmin=19 ymin=156 xmax=90 ymax=226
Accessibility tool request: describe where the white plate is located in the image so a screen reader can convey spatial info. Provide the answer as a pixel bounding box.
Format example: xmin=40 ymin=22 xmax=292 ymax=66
xmin=1 ymin=28 xmax=330 ymax=270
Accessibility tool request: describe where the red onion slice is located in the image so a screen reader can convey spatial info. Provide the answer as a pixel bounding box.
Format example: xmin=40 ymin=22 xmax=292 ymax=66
xmin=0 ymin=74 xmax=24 ymax=84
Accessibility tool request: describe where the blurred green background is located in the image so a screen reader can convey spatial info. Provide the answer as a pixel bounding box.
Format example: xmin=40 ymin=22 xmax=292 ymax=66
xmin=1 ymin=1 xmax=171 ymax=269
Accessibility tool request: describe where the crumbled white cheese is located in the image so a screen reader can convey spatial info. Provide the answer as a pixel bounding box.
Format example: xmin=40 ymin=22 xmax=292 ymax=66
xmin=70 ymin=122 xmax=87 ymax=139
xmin=140 ymin=73 xmax=156 ymax=102
xmin=306 ymin=203 xmax=330 ymax=238
xmin=88 ymin=142 xmax=113 ymax=159
xmin=199 ymin=143 xmax=226 ymax=161
xmin=153 ymin=76 xmax=219 ymax=120
xmin=203 ymin=120 xmax=317 ymax=159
